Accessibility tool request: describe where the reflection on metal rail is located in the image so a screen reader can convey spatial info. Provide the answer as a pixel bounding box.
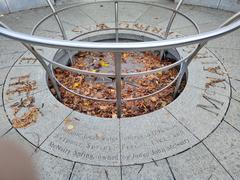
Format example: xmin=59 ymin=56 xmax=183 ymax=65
xmin=0 ymin=1 xmax=239 ymax=118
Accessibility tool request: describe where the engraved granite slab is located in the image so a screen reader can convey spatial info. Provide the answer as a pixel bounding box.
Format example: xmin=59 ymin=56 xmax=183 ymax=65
xmin=5 ymin=89 xmax=72 ymax=146
xmin=3 ymin=65 xmax=48 ymax=104
xmin=206 ymin=47 xmax=240 ymax=101
xmin=188 ymin=49 xmax=231 ymax=97
xmin=120 ymin=109 xmax=199 ymax=165
xmin=41 ymin=111 xmax=120 ymax=166
xmin=15 ymin=51 xmax=41 ymax=67
xmin=14 ymin=49 xmax=59 ymax=68
xmin=166 ymin=84 xmax=229 ymax=140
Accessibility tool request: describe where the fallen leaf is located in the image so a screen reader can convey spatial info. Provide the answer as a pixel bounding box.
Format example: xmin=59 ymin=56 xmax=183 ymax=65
xmin=52 ymin=51 xmax=183 ymax=118
xmin=72 ymin=26 xmax=81 ymax=32
xmin=99 ymin=105 xmax=108 ymax=110
xmin=150 ymin=96 xmax=157 ymax=102
xmin=96 ymin=133 xmax=104 ymax=140
xmin=73 ymin=82 xmax=81 ymax=88
xmin=99 ymin=59 xmax=110 ymax=67
xmin=67 ymin=124 xmax=75 ymax=130
xmin=12 ymin=107 xmax=40 ymax=128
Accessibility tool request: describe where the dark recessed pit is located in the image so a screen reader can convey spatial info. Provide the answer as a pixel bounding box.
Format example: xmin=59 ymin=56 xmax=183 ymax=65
xmin=47 ymin=30 xmax=187 ymax=118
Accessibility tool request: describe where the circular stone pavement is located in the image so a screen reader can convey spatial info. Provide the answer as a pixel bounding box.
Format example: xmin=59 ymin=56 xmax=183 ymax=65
xmin=1 ymin=31 xmax=232 ymax=179
xmin=4 ymin=46 xmax=231 ymax=164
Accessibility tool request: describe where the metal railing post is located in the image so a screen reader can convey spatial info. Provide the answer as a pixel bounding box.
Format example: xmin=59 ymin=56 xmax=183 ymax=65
xmin=173 ymin=60 xmax=187 ymax=97
xmin=162 ymin=0 xmax=186 ymax=98
xmin=25 ymin=45 xmax=62 ymax=100
xmin=45 ymin=0 xmax=74 ymax=65
xmin=46 ymin=0 xmax=67 ymax=40
xmin=173 ymin=12 xmax=240 ymax=97
xmin=115 ymin=1 xmax=119 ymax=42
xmin=173 ymin=42 xmax=206 ymax=97
xmin=160 ymin=0 xmax=185 ymax=59
xmin=114 ymin=1 xmax=121 ymax=117
xmin=0 ymin=22 xmax=62 ymax=100
xmin=164 ymin=0 xmax=185 ymax=38
xmin=114 ymin=52 xmax=122 ymax=118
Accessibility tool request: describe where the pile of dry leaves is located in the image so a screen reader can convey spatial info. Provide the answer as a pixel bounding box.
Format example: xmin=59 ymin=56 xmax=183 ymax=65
xmin=51 ymin=51 xmax=185 ymax=118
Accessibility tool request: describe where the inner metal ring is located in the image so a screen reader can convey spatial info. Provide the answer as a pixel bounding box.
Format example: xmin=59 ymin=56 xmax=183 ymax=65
xmin=50 ymin=29 xmax=183 ymax=103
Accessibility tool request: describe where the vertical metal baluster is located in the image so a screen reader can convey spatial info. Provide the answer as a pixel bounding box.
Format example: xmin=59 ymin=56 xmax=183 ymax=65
xmin=25 ymin=45 xmax=62 ymax=100
xmin=173 ymin=11 xmax=240 ymax=97
xmin=46 ymin=0 xmax=67 ymax=40
xmin=114 ymin=1 xmax=121 ymax=118
xmin=45 ymin=0 xmax=74 ymax=65
xmin=160 ymin=0 xmax=184 ymax=59
xmin=0 ymin=22 xmax=62 ymax=100
xmin=115 ymin=52 xmax=122 ymax=118
xmin=115 ymin=1 xmax=119 ymax=42
xmin=173 ymin=42 xmax=203 ymax=97
xmin=160 ymin=0 xmax=186 ymax=97
xmin=164 ymin=0 xmax=184 ymax=39
xmin=173 ymin=60 xmax=187 ymax=97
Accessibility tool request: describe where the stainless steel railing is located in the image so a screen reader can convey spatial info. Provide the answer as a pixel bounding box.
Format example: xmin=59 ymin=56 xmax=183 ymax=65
xmin=0 ymin=0 xmax=239 ymax=118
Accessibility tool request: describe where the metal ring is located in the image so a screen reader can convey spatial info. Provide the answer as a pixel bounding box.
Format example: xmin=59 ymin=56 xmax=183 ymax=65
xmin=0 ymin=21 xmax=239 ymax=51
xmin=44 ymin=28 xmax=186 ymax=78
xmin=52 ymin=63 xmax=182 ymax=102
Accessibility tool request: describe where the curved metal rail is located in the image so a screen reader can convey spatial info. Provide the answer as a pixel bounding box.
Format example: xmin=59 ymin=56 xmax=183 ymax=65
xmin=0 ymin=0 xmax=239 ymax=118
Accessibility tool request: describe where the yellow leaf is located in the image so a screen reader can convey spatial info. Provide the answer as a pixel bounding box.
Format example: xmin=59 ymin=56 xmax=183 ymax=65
xmin=99 ymin=59 xmax=109 ymax=67
xmin=123 ymin=52 xmax=128 ymax=59
xmin=90 ymin=69 xmax=97 ymax=72
xmin=64 ymin=118 xmax=75 ymax=131
xmin=157 ymin=71 xmax=163 ymax=76
xmin=150 ymin=97 xmax=157 ymax=102
xmin=83 ymin=101 xmax=90 ymax=107
xmin=64 ymin=118 xmax=71 ymax=124
xmin=67 ymin=124 xmax=74 ymax=130
xmin=72 ymin=26 xmax=81 ymax=32
xmin=162 ymin=101 xmax=167 ymax=107
xmin=73 ymin=82 xmax=81 ymax=88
